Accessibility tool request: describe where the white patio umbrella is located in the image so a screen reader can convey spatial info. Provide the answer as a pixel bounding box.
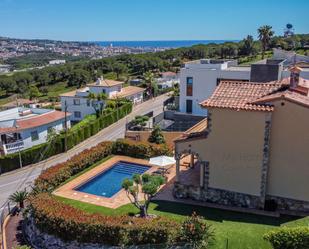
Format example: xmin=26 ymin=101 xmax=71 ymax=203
xmin=149 ymin=156 xmax=176 ymax=168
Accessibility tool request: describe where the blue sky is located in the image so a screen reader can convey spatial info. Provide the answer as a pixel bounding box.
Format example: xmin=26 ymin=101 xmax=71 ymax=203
xmin=1 ymin=0 xmax=308 ymax=41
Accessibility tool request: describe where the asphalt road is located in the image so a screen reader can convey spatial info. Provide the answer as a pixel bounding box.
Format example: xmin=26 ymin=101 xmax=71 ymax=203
xmin=0 ymin=94 xmax=170 ymax=210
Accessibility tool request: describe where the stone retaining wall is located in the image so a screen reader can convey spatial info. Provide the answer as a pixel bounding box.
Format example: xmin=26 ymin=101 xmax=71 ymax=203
xmin=173 ymin=183 xmax=261 ymax=209
xmin=173 ymin=183 xmax=309 ymax=215
xmin=266 ymin=195 xmax=309 ymax=214
xmin=24 ymin=217 xmax=118 ymax=249
xmin=24 ymin=216 xmax=185 ymax=249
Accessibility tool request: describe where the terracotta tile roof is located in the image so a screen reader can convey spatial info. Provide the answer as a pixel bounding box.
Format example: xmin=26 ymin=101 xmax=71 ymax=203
xmin=161 ymin=71 xmax=177 ymax=76
xmin=200 ymin=81 xmax=287 ymax=112
xmin=59 ymin=87 xmax=89 ymax=97
xmin=112 ymin=86 xmax=145 ymax=98
xmin=175 ymin=119 xmax=208 ymax=142
xmin=87 ymin=79 xmax=123 ymax=87
xmin=59 ymin=89 xmax=78 ymax=97
xmin=184 ymin=118 xmax=208 ymax=135
xmin=253 ymin=90 xmax=309 ymax=108
xmin=0 ymin=110 xmax=70 ymax=134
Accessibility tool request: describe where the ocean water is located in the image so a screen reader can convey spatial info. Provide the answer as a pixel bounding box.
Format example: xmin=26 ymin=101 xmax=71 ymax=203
xmin=95 ymin=40 xmax=237 ymax=48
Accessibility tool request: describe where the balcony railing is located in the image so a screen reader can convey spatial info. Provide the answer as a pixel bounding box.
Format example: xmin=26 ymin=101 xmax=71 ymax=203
xmin=1 ymin=140 xmax=24 ymax=155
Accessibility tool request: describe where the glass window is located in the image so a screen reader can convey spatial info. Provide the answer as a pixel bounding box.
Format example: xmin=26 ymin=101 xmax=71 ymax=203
xmin=74 ymin=111 xmax=81 ymax=118
xmin=186 ymin=77 xmax=193 ymax=96
xmin=87 ymin=99 xmax=90 ymax=106
xmin=73 ymin=99 xmax=80 ymax=105
xmin=31 ymin=131 xmax=39 ymax=141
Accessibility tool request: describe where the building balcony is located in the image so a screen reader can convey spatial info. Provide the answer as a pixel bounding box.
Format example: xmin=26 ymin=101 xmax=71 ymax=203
xmin=1 ymin=140 xmax=24 ymax=155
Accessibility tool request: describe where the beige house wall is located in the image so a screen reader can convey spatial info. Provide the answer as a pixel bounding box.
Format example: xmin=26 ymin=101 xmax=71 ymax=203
xmin=176 ymin=108 xmax=267 ymax=196
xmin=267 ymin=100 xmax=309 ymax=202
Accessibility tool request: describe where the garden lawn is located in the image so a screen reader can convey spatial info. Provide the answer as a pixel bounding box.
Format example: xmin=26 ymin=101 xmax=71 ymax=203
xmin=38 ymin=81 xmax=77 ymax=101
xmin=55 ymin=196 xmax=305 ymax=249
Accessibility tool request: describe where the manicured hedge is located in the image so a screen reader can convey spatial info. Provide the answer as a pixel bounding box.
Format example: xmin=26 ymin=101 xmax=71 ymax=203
xmin=34 ymin=141 xmax=113 ymax=192
xmin=30 ymin=193 xmax=179 ymax=246
xmin=112 ymin=139 xmax=172 ymax=159
xmin=0 ymin=136 xmax=64 ymax=174
xmin=0 ymin=103 xmax=132 ymax=174
xmin=263 ymin=227 xmax=309 ymax=249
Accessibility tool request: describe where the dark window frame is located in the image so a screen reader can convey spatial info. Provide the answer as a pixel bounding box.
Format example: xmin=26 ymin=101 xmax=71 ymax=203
xmin=31 ymin=130 xmax=39 ymax=141
xmin=74 ymin=111 xmax=81 ymax=118
xmin=186 ymin=77 xmax=193 ymax=96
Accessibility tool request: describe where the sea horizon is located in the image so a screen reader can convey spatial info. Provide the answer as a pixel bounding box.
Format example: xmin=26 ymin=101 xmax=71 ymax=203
xmin=94 ymin=40 xmax=239 ymax=48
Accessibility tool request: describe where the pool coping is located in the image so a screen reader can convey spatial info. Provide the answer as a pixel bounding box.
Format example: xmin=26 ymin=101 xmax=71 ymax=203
xmin=53 ymin=156 xmax=156 ymax=209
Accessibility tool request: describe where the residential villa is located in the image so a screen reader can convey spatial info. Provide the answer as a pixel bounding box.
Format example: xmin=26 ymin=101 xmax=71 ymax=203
xmin=179 ymin=55 xmax=309 ymax=116
xmin=157 ymin=71 xmax=180 ymax=90
xmin=0 ymin=107 xmax=71 ymax=155
xmin=60 ymin=76 xmax=145 ymax=121
xmin=174 ymin=66 xmax=309 ymax=214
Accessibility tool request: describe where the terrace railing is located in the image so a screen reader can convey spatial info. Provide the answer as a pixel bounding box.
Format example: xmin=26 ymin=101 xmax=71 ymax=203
xmin=2 ymin=140 xmax=24 ymax=155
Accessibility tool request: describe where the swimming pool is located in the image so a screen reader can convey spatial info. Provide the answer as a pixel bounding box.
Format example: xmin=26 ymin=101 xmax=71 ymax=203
xmin=76 ymin=161 xmax=150 ymax=198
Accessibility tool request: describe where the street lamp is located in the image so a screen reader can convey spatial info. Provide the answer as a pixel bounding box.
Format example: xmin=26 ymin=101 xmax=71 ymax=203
xmin=15 ymin=123 xmax=23 ymax=168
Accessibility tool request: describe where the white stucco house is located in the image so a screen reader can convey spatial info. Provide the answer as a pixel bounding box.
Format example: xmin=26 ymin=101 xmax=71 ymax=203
xmin=0 ymin=107 xmax=71 ymax=155
xmin=179 ymin=59 xmax=251 ymax=116
xmin=60 ymin=77 xmax=145 ymax=121
xmin=179 ymin=57 xmax=309 ymax=116
xmin=157 ymin=71 xmax=180 ymax=90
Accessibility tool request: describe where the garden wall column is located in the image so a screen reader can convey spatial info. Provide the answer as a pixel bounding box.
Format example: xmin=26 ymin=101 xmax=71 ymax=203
xmin=200 ymin=162 xmax=204 ymax=188
xmin=175 ymin=154 xmax=181 ymax=182
xmin=190 ymin=153 xmax=194 ymax=168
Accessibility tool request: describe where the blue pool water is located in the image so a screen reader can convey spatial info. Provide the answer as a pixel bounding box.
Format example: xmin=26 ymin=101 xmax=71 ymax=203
xmin=76 ymin=161 xmax=150 ymax=198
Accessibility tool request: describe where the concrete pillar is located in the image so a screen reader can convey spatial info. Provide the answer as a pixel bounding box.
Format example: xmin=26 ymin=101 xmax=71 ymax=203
xmin=175 ymin=157 xmax=180 ymax=182
xmin=190 ymin=153 xmax=194 ymax=168
xmin=200 ymin=163 xmax=204 ymax=188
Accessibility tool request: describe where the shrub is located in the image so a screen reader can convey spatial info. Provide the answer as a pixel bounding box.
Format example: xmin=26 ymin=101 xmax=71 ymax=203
xmin=177 ymin=212 xmax=214 ymax=249
xmin=29 ymin=193 xmax=179 ymax=246
xmin=112 ymin=139 xmax=172 ymax=158
xmin=9 ymin=189 xmax=28 ymax=209
xmin=148 ymin=125 xmax=166 ymax=144
xmin=263 ymin=227 xmax=309 ymax=249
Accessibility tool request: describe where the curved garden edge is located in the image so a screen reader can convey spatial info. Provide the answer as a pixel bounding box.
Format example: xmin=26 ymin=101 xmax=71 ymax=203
xmin=18 ymin=137 xmax=309 ymax=249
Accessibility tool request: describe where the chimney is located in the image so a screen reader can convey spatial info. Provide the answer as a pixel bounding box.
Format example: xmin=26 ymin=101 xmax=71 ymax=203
xmin=289 ymin=66 xmax=302 ymax=89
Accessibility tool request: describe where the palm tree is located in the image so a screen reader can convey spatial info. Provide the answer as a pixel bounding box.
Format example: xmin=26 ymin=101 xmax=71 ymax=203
xmin=143 ymin=71 xmax=155 ymax=99
xmin=87 ymin=92 xmax=107 ymax=117
xmin=9 ymin=189 xmax=28 ymax=209
xmin=258 ymin=25 xmax=274 ymax=59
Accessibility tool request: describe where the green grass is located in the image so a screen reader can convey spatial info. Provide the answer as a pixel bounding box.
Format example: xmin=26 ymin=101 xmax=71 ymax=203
xmin=38 ymin=81 xmax=77 ymax=101
xmin=0 ymin=81 xmax=76 ymax=106
xmin=238 ymin=52 xmax=273 ymax=66
xmin=55 ymin=195 xmax=305 ymax=249
xmin=69 ymin=114 xmax=97 ymax=132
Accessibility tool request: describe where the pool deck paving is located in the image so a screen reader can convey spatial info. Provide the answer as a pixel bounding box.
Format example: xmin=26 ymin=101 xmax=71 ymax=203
xmin=53 ymin=156 xmax=176 ymax=209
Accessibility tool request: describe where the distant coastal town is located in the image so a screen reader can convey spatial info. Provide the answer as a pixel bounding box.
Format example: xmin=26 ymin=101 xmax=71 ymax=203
xmin=0 ymin=37 xmax=233 ymax=73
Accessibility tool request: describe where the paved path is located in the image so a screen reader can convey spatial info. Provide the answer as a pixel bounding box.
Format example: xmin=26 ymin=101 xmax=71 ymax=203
xmin=0 ymin=94 xmax=170 ymax=209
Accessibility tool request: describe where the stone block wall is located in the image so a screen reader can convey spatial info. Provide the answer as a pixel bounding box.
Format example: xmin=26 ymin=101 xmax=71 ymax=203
xmin=173 ymin=182 xmax=262 ymax=209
